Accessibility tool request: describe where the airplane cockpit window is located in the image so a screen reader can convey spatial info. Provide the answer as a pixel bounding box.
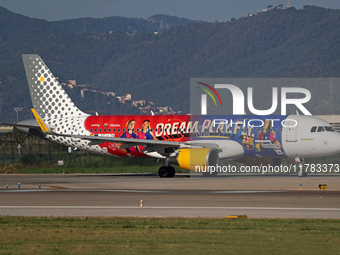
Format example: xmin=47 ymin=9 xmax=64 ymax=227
xmin=317 ymin=126 xmax=325 ymax=132
xmin=324 ymin=126 xmax=335 ymax=132
xmin=312 ymin=126 xmax=335 ymax=132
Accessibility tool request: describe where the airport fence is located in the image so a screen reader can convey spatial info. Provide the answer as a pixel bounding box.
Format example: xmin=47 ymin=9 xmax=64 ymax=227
xmin=1 ymin=130 xmax=340 ymax=174
xmin=0 ymin=132 xmax=69 ymax=166
xmin=0 ymin=130 xmax=161 ymax=173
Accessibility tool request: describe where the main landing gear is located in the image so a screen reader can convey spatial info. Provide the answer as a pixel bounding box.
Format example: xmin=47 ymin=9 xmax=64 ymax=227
xmin=158 ymin=165 xmax=176 ymax=178
xmin=295 ymin=157 xmax=307 ymax=177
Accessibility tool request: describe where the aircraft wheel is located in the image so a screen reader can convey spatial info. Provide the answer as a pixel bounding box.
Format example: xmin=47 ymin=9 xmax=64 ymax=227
xmin=158 ymin=166 xmax=170 ymax=178
xmin=168 ymin=166 xmax=176 ymax=177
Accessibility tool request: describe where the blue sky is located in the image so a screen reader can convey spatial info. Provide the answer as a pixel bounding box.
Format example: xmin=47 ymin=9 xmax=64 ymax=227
xmin=0 ymin=0 xmax=339 ymax=22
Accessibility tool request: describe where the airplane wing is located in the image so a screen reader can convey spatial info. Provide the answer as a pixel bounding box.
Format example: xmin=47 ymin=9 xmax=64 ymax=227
xmin=67 ymin=134 xmax=222 ymax=155
xmin=0 ymin=121 xmax=40 ymax=130
xmin=1 ymin=120 xmax=46 ymax=138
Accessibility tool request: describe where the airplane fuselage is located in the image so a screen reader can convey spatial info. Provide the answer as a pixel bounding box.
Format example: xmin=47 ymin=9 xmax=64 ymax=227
xmin=10 ymin=54 xmax=340 ymax=177
xmin=43 ymin=114 xmax=340 ymax=160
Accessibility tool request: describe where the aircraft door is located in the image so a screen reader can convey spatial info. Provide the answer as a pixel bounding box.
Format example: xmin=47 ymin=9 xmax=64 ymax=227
xmin=285 ymin=119 xmax=297 ymax=142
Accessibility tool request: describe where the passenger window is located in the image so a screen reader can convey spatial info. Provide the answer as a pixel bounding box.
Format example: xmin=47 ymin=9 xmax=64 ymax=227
xmin=90 ymin=128 xmax=93 ymax=132
xmin=311 ymin=126 xmax=317 ymax=132
xmin=109 ymin=128 xmax=111 ymax=132
xmin=104 ymin=129 xmax=107 ymax=132
xmin=95 ymin=128 xmax=97 ymax=132
xmin=99 ymin=129 xmax=102 ymax=132
xmin=118 ymin=129 xmax=120 ymax=132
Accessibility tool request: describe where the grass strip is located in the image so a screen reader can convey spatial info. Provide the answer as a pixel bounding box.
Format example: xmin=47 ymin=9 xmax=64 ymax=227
xmin=0 ymin=217 xmax=339 ymax=254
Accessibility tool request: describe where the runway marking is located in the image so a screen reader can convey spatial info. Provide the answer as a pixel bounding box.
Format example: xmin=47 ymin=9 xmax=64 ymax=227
xmin=0 ymin=190 xmax=49 ymax=193
xmin=108 ymin=190 xmax=281 ymax=194
xmin=1 ymin=206 xmax=340 ymax=211
xmin=0 ymin=189 xmax=281 ymax=194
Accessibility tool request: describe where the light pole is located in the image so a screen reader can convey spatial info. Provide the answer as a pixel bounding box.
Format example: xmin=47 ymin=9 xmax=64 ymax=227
xmin=14 ymin=107 xmax=22 ymax=123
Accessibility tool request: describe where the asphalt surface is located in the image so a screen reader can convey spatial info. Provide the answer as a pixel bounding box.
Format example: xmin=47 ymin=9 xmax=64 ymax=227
xmin=1 ymin=174 xmax=340 ymax=218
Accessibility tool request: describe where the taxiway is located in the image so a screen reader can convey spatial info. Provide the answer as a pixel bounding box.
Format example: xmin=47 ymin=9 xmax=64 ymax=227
xmin=1 ymin=174 xmax=339 ymax=218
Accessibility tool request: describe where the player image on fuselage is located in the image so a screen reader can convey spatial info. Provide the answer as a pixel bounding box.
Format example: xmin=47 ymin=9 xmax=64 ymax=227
xmin=120 ymin=119 xmax=138 ymax=154
xmin=137 ymin=120 xmax=156 ymax=140
xmin=257 ymin=119 xmax=283 ymax=155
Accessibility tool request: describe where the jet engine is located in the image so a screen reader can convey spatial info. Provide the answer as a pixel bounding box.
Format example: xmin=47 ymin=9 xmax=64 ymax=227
xmin=170 ymin=148 xmax=219 ymax=171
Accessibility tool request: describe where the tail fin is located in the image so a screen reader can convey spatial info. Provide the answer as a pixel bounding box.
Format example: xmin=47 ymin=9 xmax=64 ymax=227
xmin=22 ymin=54 xmax=89 ymax=120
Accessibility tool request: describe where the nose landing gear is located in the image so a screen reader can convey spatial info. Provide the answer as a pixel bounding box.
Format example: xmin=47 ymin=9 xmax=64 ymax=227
xmin=295 ymin=157 xmax=307 ymax=177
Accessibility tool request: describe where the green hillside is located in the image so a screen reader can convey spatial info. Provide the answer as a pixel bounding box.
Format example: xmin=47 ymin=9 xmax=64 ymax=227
xmin=52 ymin=14 xmax=201 ymax=34
xmin=0 ymin=5 xmax=339 ymax=123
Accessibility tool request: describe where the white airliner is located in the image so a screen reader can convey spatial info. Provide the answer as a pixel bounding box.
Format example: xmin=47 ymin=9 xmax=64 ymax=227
xmin=3 ymin=55 xmax=340 ymax=177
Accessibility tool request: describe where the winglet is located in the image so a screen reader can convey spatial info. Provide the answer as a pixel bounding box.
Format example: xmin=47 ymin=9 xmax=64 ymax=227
xmin=31 ymin=108 xmax=50 ymax=132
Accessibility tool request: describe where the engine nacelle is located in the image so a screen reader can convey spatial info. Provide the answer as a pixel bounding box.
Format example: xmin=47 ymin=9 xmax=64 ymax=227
xmin=172 ymin=148 xmax=219 ymax=171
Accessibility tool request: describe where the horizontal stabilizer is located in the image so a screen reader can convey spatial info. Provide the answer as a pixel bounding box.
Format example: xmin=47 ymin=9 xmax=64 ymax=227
xmin=31 ymin=108 xmax=50 ymax=132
